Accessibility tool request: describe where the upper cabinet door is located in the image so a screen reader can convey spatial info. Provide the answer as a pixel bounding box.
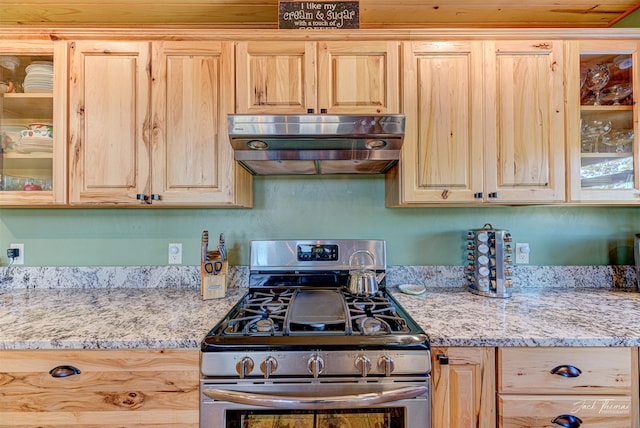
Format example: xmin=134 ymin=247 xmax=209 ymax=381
xmin=151 ymin=41 xmax=251 ymax=206
xmin=236 ymin=41 xmax=317 ymax=114
xmin=236 ymin=40 xmax=399 ymax=114
xmin=386 ymin=41 xmax=484 ymax=206
xmin=0 ymin=40 xmax=66 ymax=206
xmin=484 ymin=40 xmax=565 ymax=203
xmin=68 ymin=41 xmax=151 ymax=205
xmin=566 ymin=40 xmax=640 ymax=203
xmin=318 ymin=41 xmax=400 ymax=114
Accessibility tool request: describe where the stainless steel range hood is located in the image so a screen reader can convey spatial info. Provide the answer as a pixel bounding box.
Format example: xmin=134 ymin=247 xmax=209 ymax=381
xmin=228 ymin=114 xmax=405 ymax=175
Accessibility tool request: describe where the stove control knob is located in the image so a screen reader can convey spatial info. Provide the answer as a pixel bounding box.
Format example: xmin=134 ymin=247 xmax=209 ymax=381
xmin=260 ymin=356 xmax=278 ymax=379
xmin=355 ymin=355 xmax=371 ymax=377
xmin=307 ymin=355 xmax=325 ymax=378
xmin=236 ymin=356 xmax=254 ymax=379
xmin=378 ymin=355 xmax=395 ymax=376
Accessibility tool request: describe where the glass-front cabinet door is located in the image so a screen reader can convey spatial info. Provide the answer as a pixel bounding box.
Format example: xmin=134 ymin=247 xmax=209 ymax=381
xmin=0 ymin=40 xmax=64 ymax=205
xmin=567 ymin=40 xmax=639 ymax=203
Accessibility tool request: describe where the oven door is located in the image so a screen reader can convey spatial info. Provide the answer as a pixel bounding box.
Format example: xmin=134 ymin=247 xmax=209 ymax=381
xmin=200 ymin=377 xmax=430 ymax=428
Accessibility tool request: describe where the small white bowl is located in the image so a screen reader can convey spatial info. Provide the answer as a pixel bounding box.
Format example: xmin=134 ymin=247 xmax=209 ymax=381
xmin=398 ymin=284 xmax=427 ymax=295
xmin=20 ymin=129 xmax=50 ymax=138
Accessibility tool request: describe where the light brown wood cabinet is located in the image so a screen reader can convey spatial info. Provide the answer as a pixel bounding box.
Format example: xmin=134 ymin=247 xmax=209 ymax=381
xmin=68 ymin=40 xmax=251 ymax=207
xmin=498 ymin=347 xmax=639 ymax=427
xmin=566 ymin=40 xmax=640 ymax=203
xmin=387 ymin=40 xmax=565 ymax=206
xmin=484 ymin=40 xmax=566 ymax=204
xmin=0 ymin=39 xmax=67 ymax=206
xmin=386 ymin=40 xmax=484 ymax=205
xmin=431 ymin=347 xmax=496 ymax=428
xmin=0 ymin=349 xmax=199 ymax=427
xmin=235 ymin=40 xmax=400 ymax=114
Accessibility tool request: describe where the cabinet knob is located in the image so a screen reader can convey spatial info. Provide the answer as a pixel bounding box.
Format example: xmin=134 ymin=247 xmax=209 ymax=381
xmin=150 ymin=194 xmax=160 ymax=201
xmin=474 ymin=192 xmax=483 ymax=199
xmin=550 ymin=365 xmax=582 ymax=377
xmin=49 ymin=365 xmax=81 ymax=378
xmin=488 ymin=192 xmax=498 ymax=198
xmin=436 ymin=353 xmax=449 ymax=365
xmin=551 ymin=414 xmax=582 ymax=427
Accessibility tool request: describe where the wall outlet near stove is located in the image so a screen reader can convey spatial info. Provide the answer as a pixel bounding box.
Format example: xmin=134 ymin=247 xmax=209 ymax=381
xmin=8 ymin=243 xmax=24 ymax=265
xmin=168 ymin=243 xmax=182 ymax=264
xmin=515 ymin=243 xmax=530 ymax=264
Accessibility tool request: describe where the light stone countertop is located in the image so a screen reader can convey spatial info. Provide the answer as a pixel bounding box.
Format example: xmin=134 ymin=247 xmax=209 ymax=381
xmin=389 ymin=287 xmax=640 ymax=347
xmin=0 ymin=287 xmax=247 ymax=350
xmin=2 ymin=285 xmax=640 ymax=350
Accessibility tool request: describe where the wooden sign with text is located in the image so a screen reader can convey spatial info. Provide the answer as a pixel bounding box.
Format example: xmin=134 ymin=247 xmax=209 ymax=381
xmin=279 ymin=1 xmax=359 ymax=29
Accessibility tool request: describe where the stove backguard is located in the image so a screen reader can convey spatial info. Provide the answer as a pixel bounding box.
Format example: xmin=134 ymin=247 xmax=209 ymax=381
xmin=248 ymin=239 xmax=386 ymax=274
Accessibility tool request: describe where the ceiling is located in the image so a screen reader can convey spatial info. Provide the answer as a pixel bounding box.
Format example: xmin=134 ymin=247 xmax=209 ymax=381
xmin=1 ymin=0 xmax=640 ymax=28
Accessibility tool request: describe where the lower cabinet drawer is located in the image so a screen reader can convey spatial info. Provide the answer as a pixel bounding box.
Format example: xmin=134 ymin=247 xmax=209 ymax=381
xmin=0 ymin=349 xmax=199 ymax=427
xmin=499 ymin=395 xmax=632 ymax=428
xmin=499 ymin=347 xmax=633 ymax=394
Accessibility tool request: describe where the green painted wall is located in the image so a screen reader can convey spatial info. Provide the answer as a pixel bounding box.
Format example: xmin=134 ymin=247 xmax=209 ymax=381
xmin=1 ymin=176 xmax=639 ymax=267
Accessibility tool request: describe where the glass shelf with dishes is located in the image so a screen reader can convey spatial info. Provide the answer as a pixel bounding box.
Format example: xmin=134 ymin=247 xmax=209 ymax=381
xmin=0 ymin=54 xmax=54 ymax=194
xmin=579 ymin=52 xmax=635 ymax=191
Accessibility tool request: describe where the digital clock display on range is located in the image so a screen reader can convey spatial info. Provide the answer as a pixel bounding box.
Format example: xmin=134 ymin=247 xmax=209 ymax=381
xmin=297 ymin=244 xmax=339 ymax=261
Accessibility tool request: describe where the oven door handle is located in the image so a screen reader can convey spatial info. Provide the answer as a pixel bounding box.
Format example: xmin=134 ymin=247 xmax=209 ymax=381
xmin=202 ymin=385 xmax=428 ymax=410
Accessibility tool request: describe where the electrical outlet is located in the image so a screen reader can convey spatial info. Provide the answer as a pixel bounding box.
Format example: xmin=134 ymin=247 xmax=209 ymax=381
xmin=168 ymin=243 xmax=182 ymax=264
xmin=9 ymin=243 xmax=24 ymax=265
xmin=515 ymin=243 xmax=530 ymax=264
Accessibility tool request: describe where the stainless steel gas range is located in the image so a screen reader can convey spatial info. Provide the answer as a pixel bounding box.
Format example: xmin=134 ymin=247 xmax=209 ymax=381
xmin=200 ymin=239 xmax=431 ymax=428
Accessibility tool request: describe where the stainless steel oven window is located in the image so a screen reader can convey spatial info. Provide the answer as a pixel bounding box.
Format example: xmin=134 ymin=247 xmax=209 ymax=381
xmin=226 ymin=408 xmax=403 ymax=427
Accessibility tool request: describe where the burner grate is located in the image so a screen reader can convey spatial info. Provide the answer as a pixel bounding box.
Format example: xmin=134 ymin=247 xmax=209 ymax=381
xmin=223 ymin=289 xmax=293 ymax=336
xmin=346 ymin=295 xmax=410 ymax=335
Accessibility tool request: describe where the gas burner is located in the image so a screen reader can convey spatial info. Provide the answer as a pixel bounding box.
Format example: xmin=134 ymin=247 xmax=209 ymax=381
xmin=356 ymin=317 xmax=391 ymax=335
xmin=240 ymin=317 xmax=279 ymax=335
xmin=348 ymin=296 xmax=395 ymax=315
xmin=254 ymin=319 xmax=275 ymax=333
xmin=249 ymin=289 xmax=293 ymax=310
xmin=352 ymin=298 xmax=377 ymax=311
xmin=261 ymin=299 xmax=286 ymax=313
